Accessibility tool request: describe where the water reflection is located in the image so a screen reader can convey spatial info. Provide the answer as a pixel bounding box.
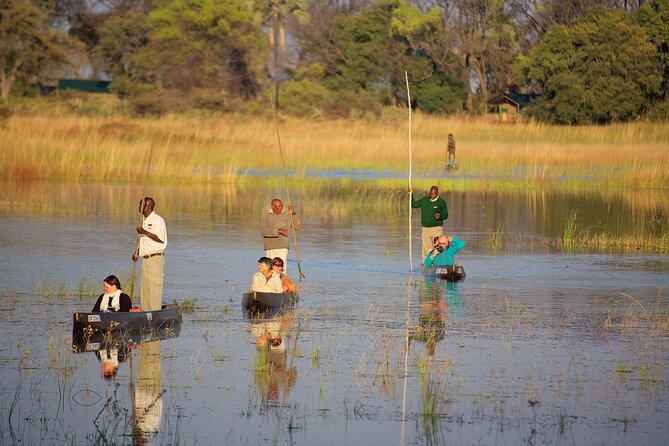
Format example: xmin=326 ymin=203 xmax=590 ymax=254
xmin=71 ymin=322 xmax=176 ymax=444
xmin=412 ymin=277 xmax=463 ymax=356
xmin=249 ymin=310 xmax=297 ymax=402
xmin=97 ymin=344 xmax=131 ymax=378
xmin=133 ymin=340 xmax=163 ymax=444
xmin=2 ymin=181 xmax=667 ymax=246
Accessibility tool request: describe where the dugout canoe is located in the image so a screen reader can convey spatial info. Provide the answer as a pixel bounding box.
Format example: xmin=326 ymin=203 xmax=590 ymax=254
xmin=242 ymin=291 xmax=298 ymax=313
xmin=419 ymin=264 xmax=466 ymax=282
xmin=72 ymin=302 xmax=183 ymax=343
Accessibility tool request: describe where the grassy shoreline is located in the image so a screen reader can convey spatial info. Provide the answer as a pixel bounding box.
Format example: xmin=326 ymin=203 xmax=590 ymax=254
xmin=1 ymin=106 xmax=668 ymax=190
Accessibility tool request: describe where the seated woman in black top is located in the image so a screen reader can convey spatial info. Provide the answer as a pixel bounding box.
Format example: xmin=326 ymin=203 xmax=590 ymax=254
xmin=92 ymin=275 xmax=132 ymax=313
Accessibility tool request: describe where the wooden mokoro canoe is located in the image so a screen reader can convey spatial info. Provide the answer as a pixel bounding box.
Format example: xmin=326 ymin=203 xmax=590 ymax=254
xmin=72 ymin=303 xmax=183 ymax=342
xmin=242 ymin=291 xmax=298 ymax=312
xmin=419 ymin=264 xmax=466 ymax=282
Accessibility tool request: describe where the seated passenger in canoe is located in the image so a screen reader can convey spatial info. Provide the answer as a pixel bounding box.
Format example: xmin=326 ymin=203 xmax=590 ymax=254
xmin=251 ymin=257 xmax=284 ymax=293
xmin=92 ymin=275 xmax=132 ymax=313
xmin=423 ymin=235 xmax=465 ymax=267
xmin=271 ymin=257 xmax=296 ymax=293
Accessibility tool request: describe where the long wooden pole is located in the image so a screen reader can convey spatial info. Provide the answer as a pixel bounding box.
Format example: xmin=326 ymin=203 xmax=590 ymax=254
xmin=129 ymin=345 xmax=137 ymax=441
xmin=400 ymin=278 xmax=411 ymax=445
xmin=405 ymin=71 xmax=413 ymax=272
xmin=129 ymin=144 xmax=154 ymax=300
xmin=269 ymin=94 xmax=305 ymax=280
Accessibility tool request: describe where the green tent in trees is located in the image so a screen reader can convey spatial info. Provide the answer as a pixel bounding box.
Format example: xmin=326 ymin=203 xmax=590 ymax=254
xmin=486 ymin=93 xmax=532 ymax=123
xmin=58 ymin=79 xmax=111 ymax=93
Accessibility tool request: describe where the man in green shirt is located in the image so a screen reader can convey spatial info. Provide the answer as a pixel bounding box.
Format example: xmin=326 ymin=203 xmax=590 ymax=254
xmin=409 ymin=185 xmax=448 ymax=260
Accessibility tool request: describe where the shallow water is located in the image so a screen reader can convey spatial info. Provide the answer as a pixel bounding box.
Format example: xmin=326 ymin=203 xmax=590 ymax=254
xmin=1 ymin=183 xmax=668 ymax=445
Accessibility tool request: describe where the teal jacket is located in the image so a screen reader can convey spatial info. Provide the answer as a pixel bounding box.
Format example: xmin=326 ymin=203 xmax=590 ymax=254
xmin=423 ymin=237 xmax=465 ymax=267
xmin=411 ymin=195 xmax=448 ymax=228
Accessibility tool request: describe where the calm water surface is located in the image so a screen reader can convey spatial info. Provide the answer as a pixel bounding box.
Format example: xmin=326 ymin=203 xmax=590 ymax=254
xmin=0 ymin=183 xmax=668 ymax=445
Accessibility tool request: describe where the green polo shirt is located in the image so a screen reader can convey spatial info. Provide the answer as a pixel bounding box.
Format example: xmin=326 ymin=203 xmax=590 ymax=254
xmin=411 ymin=195 xmax=448 ymax=228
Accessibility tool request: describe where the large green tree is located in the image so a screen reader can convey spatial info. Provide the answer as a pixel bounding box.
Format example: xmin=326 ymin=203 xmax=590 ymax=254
xmin=638 ymin=0 xmax=669 ymax=98
xmin=0 ymin=0 xmax=76 ymax=100
xmin=391 ymin=0 xmax=467 ymax=112
xmin=149 ymin=0 xmax=266 ymax=96
xmin=291 ymin=0 xmax=466 ymax=114
xmin=96 ymin=0 xmax=266 ymax=102
xmin=515 ymin=7 xmax=661 ymax=124
xmin=94 ymin=10 xmax=153 ymax=97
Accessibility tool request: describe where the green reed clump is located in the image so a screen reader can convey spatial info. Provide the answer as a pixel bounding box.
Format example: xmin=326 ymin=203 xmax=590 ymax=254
xmin=416 ymin=364 xmax=449 ymax=419
xmin=77 ymin=278 xmax=97 ymax=299
xmin=34 ymin=277 xmax=102 ymax=300
xmin=47 ymin=335 xmax=75 ymax=376
xmin=179 ymin=298 xmax=197 ymax=313
xmin=576 ymin=219 xmax=669 ymax=252
xmin=490 ymin=222 xmax=504 ymax=254
xmin=310 ymin=347 xmax=321 ymax=369
xmin=562 ymin=210 xmax=578 ymax=251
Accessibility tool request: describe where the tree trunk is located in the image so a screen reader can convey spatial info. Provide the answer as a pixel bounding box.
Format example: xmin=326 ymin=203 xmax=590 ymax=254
xmin=1 ymin=71 xmax=15 ymax=101
xmin=470 ymin=55 xmax=489 ymax=107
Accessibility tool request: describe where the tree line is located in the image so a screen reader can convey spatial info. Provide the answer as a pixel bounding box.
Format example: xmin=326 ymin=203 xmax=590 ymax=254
xmin=1 ymin=0 xmax=668 ymax=124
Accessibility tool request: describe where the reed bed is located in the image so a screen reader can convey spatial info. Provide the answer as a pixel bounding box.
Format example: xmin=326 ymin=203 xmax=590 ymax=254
xmin=2 ymin=107 xmax=668 ymax=190
xmin=557 ymin=212 xmax=669 ymax=252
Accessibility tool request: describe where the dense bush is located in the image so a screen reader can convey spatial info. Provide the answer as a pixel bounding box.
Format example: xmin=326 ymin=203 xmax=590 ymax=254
xmin=515 ymin=8 xmax=661 ymax=124
xmin=648 ymin=100 xmax=669 ymax=122
xmin=280 ymin=78 xmax=334 ymax=118
xmin=412 ymin=72 xmax=467 ymax=114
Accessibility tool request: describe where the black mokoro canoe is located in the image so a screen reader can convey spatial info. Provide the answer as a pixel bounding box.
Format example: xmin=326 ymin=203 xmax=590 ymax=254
xmin=419 ymin=264 xmax=466 ymax=282
xmin=242 ymin=291 xmax=298 ymax=312
xmin=72 ymin=303 xmax=183 ymax=341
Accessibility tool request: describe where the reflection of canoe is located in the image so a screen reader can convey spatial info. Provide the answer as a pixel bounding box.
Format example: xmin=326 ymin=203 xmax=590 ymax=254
xmin=72 ymin=303 xmax=183 ymax=345
xmin=72 ymin=321 xmax=181 ymax=353
xmin=419 ymin=265 xmax=466 ymax=282
xmin=242 ymin=291 xmax=298 ymax=312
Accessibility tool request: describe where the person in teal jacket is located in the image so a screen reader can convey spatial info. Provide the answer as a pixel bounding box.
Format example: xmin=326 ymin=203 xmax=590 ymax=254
xmin=423 ymin=235 xmax=465 ymax=267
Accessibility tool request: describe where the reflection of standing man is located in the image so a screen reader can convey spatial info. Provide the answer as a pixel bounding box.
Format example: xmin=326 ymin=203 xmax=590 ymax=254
xmin=415 ymin=277 xmax=447 ymax=356
xmin=132 ymin=197 xmax=167 ymax=311
xmin=133 ymin=340 xmax=163 ymax=443
xmin=260 ymin=198 xmax=299 ymax=273
xmin=409 ymin=186 xmax=448 ymax=260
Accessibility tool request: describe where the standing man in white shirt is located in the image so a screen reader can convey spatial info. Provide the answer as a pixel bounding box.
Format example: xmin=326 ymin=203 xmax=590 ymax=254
xmin=132 ymin=197 xmax=167 ymax=311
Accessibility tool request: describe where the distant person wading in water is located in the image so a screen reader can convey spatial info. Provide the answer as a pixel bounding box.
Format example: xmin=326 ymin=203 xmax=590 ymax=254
xmin=447 ymin=133 xmax=456 ymax=168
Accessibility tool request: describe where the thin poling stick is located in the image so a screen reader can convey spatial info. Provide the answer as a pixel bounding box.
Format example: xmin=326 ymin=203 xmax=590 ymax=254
xmin=269 ymin=94 xmax=305 ymax=281
xmin=405 ymin=71 xmax=413 ymax=272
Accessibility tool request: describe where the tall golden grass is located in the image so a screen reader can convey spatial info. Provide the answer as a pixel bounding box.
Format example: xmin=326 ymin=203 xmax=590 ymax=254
xmin=1 ymin=105 xmax=668 ymax=189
